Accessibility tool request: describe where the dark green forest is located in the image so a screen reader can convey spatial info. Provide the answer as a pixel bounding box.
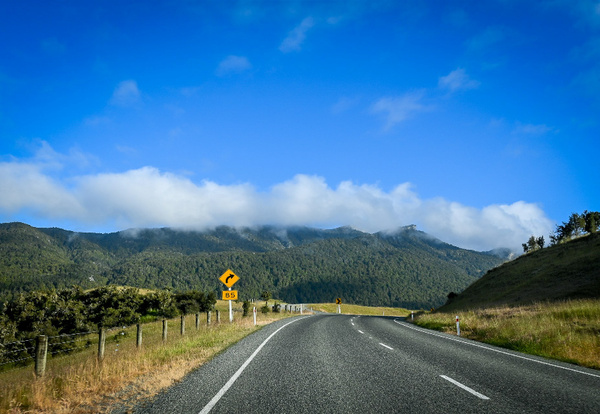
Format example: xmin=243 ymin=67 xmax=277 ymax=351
xmin=0 ymin=223 xmax=507 ymax=310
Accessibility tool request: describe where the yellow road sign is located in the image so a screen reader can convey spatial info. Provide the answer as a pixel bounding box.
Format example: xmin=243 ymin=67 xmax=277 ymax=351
xmin=336 ymin=298 xmax=342 ymax=305
xmin=222 ymin=290 xmax=238 ymax=301
xmin=219 ymin=269 xmax=240 ymax=288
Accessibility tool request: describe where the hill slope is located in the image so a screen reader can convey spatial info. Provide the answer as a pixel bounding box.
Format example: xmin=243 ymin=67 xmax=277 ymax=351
xmin=0 ymin=223 xmax=507 ymax=308
xmin=440 ymin=233 xmax=600 ymax=311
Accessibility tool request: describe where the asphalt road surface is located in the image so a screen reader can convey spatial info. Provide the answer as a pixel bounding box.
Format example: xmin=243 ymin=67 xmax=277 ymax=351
xmin=127 ymin=314 xmax=600 ymax=414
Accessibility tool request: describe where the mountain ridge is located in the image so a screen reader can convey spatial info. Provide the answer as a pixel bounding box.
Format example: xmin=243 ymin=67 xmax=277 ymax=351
xmin=0 ymin=222 xmax=508 ymax=308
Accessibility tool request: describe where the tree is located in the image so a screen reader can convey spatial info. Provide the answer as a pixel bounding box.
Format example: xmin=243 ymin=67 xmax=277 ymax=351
xmin=140 ymin=289 xmax=178 ymax=318
xmin=83 ymin=286 xmax=142 ymax=327
xmin=527 ymin=236 xmax=537 ymax=252
xmin=261 ymin=291 xmax=272 ymax=307
xmin=584 ymin=211 xmax=600 ymax=234
xmin=536 ymin=236 xmax=545 ymax=250
xmin=550 ymin=212 xmax=593 ymax=245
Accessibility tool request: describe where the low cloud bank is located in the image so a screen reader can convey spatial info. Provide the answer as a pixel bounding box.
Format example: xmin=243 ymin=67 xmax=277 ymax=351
xmin=0 ymin=162 xmax=552 ymax=252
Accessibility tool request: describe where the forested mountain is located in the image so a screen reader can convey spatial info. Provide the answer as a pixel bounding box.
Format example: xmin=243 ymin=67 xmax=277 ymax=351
xmin=0 ymin=222 xmax=508 ymax=309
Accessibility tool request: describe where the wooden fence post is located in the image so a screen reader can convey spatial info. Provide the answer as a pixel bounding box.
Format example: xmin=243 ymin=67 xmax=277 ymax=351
xmin=207 ymin=311 xmax=212 ymax=326
xmin=195 ymin=313 xmax=200 ymax=330
xmin=98 ymin=328 xmax=106 ymax=362
xmin=136 ymin=324 xmax=142 ymax=348
xmin=35 ymin=335 xmax=48 ymax=377
xmin=180 ymin=315 xmax=185 ymax=336
xmin=162 ymin=319 xmax=168 ymax=342
xmin=216 ymin=310 xmax=221 ymax=323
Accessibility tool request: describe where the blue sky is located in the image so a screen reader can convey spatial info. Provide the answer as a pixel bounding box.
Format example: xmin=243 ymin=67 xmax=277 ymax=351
xmin=1 ymin=0 xmax=599 ymax=252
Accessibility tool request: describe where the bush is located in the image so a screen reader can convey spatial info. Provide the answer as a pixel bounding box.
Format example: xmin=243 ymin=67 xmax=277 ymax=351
xmin=272 ymin=302 xmax=281 ymax=313
xmin=261 ymin=305 xmax=270 ymax=314
xmin=242 ymin=301 xmax=250 ymax=317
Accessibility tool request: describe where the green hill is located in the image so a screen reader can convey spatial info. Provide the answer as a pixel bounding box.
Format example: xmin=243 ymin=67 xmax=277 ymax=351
xmin=440 ymin=232 xmax=600 ymax=311
xmin=0 ymin=222 xmax=507 ymax=309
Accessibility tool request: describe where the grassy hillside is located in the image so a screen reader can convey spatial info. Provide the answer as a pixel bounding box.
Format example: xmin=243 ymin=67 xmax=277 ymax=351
xmin=440 ymin=233 xmax=600 ymax=312
xmin=412 ymin=235 xmax=600 ymax=369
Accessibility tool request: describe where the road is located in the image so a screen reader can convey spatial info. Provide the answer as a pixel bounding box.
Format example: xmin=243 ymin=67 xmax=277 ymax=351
xmin=128 ymin=314 xmax=600 ymax=413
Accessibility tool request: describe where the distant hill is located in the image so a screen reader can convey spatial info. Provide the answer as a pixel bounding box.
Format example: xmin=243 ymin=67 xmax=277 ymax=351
xmin=0 ymin=222 xmax=508 ymax=309
xmin=439 ymin=233 xmax=600 ymax=311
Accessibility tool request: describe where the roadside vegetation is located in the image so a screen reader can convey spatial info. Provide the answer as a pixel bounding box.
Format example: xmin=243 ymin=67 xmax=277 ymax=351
xmin=311 ymin=302 xmax=411 ymax=317
xmin=0 ymin=300 xmax=295 ymax=413
xmin=413 ymin=299 xmax=600 ymax=370
xmin=522 ymin=210 xmax=599 ymax=253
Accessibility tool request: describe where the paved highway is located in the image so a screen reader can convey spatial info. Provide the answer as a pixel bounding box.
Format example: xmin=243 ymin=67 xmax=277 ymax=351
xmin=128 ymin=314 xmax=600 ymax=413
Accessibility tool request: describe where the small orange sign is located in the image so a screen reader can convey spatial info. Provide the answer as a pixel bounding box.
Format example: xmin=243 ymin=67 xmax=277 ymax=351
xmin=222 ymin=290 xmax=238 ymax=301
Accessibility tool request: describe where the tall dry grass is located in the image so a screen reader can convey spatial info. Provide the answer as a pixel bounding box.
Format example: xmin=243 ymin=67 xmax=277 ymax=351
xmin=310 ymin=303 xmax=411 ymax=317
xmin=0 ymin=304 xmax=295 ymax=413
xmin=413 ymin=299 xmax=600 ymax=369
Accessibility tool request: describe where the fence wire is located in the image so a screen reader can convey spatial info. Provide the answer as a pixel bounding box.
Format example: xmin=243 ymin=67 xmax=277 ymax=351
xmin=0 ymin=330 xmax=99 ymax=368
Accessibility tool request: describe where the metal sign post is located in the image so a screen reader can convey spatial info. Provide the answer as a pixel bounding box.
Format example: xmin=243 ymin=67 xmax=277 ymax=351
xmin=229 ymin=288 xmax=233 ymax=322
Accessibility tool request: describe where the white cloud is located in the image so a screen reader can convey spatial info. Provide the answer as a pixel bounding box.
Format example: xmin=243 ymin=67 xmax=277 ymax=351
xmin=438 ymin=68 xmax=480 ymax=92
xmin=216 ymin=55 xmax=252 ymax=76
xmin=0 ymin=162 xmax=83 ymax=218
xmin=0 ymin=146 xmax=553 ymax=252
xmin=279 ymin=17 xmax=315 ymax=53
xmin=512 ymin=122 xmax=555 ymax=135
xmin=110 ymin=80 xmax=140 ymax=106
xmin=370 ymin=90 xmax=429 ymax=131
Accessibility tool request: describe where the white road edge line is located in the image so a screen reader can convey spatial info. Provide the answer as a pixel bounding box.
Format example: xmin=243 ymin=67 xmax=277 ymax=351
xmin=440 ymin=375 xmax=490 ymax=400
xmin=198 ymin=316 xmax=309 ymax=414
xmin=394 ymin=319 xmax=600 ymax=379
xmin=379 ymin=342 xmax=394 ymax=350
xmin=358 ymin=330 xmax=364 ymax=334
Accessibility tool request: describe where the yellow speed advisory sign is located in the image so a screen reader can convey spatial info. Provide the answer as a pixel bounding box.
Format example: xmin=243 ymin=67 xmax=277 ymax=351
xmin=222 ymin=290 xmax=238 ymax=301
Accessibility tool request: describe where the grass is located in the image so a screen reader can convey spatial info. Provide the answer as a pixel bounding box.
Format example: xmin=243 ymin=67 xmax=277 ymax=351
xmin=0 ymin=301 xmax=295 ymax=413
xmin=413 ymin=299 xmax=600 ymax=369
xmin=310 ymin=303 xmax=411 ymax=317
xmin=441 ymin=233 xmax=600 ymax=311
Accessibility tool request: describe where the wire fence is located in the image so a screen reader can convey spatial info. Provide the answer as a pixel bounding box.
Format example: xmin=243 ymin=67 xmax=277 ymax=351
xmin=0 ymin=338 xmax=36 ymax=367
xmin=0 ymin=306 xmax=305 ymax=376
xmin=47 ymin=331 xmax=98 ymax=357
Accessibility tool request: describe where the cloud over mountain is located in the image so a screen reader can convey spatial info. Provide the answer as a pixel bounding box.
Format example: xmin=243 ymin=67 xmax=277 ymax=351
xmin=0 ymin=144 xmax=553 ymax=252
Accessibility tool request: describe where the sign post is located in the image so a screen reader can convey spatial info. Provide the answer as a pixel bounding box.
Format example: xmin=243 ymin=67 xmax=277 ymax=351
xmin=219 ymin=269 xmax=240 ymax=323
xmin=336 ymin=298 xmax=342 ymax=314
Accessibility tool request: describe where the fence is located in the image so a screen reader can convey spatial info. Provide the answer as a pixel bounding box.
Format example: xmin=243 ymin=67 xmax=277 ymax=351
xmin=0 ymin=310 xmax=225 ymax=377
xmin=1 ymin=306 xmax=305 ymax=377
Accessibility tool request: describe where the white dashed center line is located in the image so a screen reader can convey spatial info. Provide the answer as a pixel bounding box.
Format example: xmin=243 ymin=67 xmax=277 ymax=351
xmin=440 ymin=375 xmax=490 ymax=400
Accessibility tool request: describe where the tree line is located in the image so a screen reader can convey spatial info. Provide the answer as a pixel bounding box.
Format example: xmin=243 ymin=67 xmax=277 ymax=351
xmin=523 ymin=211 xmax=599 ymax=253
xmin=0 ymin=286 xmax=217 ymax=348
